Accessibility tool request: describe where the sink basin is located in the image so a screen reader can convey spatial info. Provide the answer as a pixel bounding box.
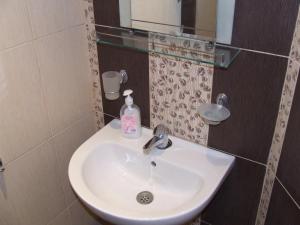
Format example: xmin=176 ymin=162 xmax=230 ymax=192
xmin=69 ymin=120 xmax=235 ymax=225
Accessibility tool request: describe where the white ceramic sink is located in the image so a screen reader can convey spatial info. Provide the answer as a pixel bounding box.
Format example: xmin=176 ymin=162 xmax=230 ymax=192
xmin=69 ymin=120 xmax=235 ymax=225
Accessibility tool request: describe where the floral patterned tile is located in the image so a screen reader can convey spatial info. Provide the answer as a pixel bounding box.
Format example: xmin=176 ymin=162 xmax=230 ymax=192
xmin=81 ymin=0 xmax=104 ymax=129
xmin=290 ymin=11 xmax=300 ymax=64
xmin=149 ymin=50 xmax=214 ymax=146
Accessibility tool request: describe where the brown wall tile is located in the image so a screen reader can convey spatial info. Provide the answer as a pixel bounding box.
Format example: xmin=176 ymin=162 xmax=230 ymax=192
xmin=208 ymin=52 xmax=287 ymax=163
xmin=265 ymin=180 xmax=300 ymax=225
xmin=98 ymin=45 xmax=150 ymax=126
xmin=94 ymin=0 xmax=150 ymax=126
xmin=232 ymin=0 xmax=299 ymax=55
xmin=93 ymin=0 xmax=120 ymax=26
xmin=202 ymin=158 xmax=266 ymax=225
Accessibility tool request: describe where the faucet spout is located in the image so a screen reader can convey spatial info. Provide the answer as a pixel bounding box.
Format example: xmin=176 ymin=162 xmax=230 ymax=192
xmin=143 ymin=136 xmax=163 ymax=155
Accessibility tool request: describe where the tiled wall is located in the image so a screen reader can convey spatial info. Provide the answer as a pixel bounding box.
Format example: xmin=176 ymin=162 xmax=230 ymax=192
xmin=0 ymin=0 xmax=101 ymax=225
xmin=92 ymin=1 xmax=300 ymax=225
xmin=265 ymin=180 xmax=300 ymax=224
xmin=263 ymin=17 xmax=300 ymax=223
xmin=255 ymin=8 xmax=300 ymax=225
xmin=201 ymin=3 xmax=300 ymax=225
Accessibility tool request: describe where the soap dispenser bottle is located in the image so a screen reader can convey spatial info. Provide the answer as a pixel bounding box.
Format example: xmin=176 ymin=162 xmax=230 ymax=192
xmin=120 ymin=89 xmax=141 ymax=138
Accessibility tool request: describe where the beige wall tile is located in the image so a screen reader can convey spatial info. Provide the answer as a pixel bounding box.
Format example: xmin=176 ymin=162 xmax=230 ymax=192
xmin=69 ymin=200 xmax=103 ymax=225
xmin=0 ymin=173 xmax=20 ymax=225
xmin=35 ymin=26 xmax=92 ymax=134
xmin=64 ymin=0 xmax=85 ymax=28
xmin=0 ymin=0 xmax=32 ymax=50
xmin=62 ymin=181 xmax=78 ymax=206
xmin=0 ymin=43 xmax=51 ymax=163
xmin=26 ymin=0 xmax=84 ymax=38
xmin=47 ymin=209 xmax=72 ymax=225
xmin=50 ymin=113 xmax=96 ymax=205
xmin=0 ymin=0 xmax=96 ymax=225
xmin=4 ymin=142 xmax=66 ymax=225
xmin=69 ymin=200 xmax=87 ymax=225
xmin=26 ymin=0 xmax=65 ymax=37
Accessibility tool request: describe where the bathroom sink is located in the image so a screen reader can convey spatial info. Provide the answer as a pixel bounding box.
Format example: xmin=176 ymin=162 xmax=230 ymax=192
xmin=69 ymin=120 xmax=235 ymax=225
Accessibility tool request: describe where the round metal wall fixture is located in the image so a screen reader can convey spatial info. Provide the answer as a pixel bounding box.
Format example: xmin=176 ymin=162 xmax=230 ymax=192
xmin=198 ymin=93 xmax=230 ymax=125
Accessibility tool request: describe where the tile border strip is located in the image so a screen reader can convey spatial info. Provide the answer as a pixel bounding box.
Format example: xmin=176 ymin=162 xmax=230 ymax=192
xmin=82 ymin=0 xmax=104 ymax=130
xmin=255 ymin=6 xmax=300 ymax=225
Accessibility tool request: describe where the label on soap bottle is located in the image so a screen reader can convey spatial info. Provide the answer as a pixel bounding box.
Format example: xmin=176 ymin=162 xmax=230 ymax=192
xmin=121 ymin=115 xmax=137 ymax=134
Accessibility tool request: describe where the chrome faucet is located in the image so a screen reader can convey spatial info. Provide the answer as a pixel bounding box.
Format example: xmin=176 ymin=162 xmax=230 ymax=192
xmin=143 ymin=124 xmax=171 ymax=155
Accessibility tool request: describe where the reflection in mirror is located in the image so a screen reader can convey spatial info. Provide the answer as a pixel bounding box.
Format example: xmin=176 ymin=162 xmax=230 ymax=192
xmin=118 ymin=0 xmax=235 ymax=44
xmin=95 ymin=0 xmax=239 ymax=68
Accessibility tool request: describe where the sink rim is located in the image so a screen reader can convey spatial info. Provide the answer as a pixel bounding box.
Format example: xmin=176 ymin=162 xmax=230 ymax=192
xmin=68 ymin=121 xmax=235 ymax=224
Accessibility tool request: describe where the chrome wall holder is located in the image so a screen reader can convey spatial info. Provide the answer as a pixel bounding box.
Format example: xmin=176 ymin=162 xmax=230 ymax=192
xmin=198 ymin=93 xmax=231 ymax=125
xmin=0 ymin=158 xmax=5 ymax=172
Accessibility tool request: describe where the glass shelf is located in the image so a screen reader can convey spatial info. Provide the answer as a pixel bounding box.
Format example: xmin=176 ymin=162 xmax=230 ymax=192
xmin=95 ymin=25 xmax=240 ymax=69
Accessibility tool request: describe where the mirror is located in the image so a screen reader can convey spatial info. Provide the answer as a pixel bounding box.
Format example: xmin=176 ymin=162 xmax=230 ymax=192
xmin=118 ymin=0 xmax=235 ymax=44
xmin=95 ymin=0 xmax=239 ymax=68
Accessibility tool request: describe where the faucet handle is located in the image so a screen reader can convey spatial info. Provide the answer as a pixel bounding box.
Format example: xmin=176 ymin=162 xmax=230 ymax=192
xmin=153 ymin=124 xmax=168 ymax=138
xmin=143 ymin=124 xmax=172 ymax=154
xmin=153 ymin=124 xmax=169 ymax=149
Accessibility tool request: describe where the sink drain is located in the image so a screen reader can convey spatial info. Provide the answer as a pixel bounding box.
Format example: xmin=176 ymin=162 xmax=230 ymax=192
xmin=136 ymin=191 xmax=154 ymax=205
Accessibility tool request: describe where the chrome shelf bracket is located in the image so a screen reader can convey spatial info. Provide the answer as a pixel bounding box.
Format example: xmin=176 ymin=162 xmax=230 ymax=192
xmin=0 ymin=158 xmax=5 ymax=172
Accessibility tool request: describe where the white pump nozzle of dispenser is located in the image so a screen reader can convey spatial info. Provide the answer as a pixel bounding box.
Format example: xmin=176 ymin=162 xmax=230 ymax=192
xmin=123 ymin=89 xmax=133 ymax=106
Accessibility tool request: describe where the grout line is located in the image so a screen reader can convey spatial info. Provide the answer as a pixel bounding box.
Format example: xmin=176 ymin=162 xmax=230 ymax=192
xmin=23 ymin=0 xmax=35 ymax=39
xmin=31 ymin=23 xmax=85 ymax=42
xmin=0 ymin=40 xmax=33 ymax=53
xmin=275 ymin=176 xmax=300 ymax=210
xmin=0 ymin=23 xmax=84 ymax=54
xmin=45 ymin=197 xmax=83 ymax=225
xmin=46 ymin=111 xmax=93 ymax=141
xmin=103 ymin=112 xmax=119 ymax=120
xmin=45 ymin=205 xmax=70 ymax=225
xmin=209 ymin=148 xmax=267 ymax=167
xmin=216 ymin=43 xmax=290 ymax=59
xmin=4 ymin=112 xmax=91 ymax=168
xmin=31 ymin=33 xmax=55 ymax=137
xmin=23 ymin=0 xmax=54 ymax=140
